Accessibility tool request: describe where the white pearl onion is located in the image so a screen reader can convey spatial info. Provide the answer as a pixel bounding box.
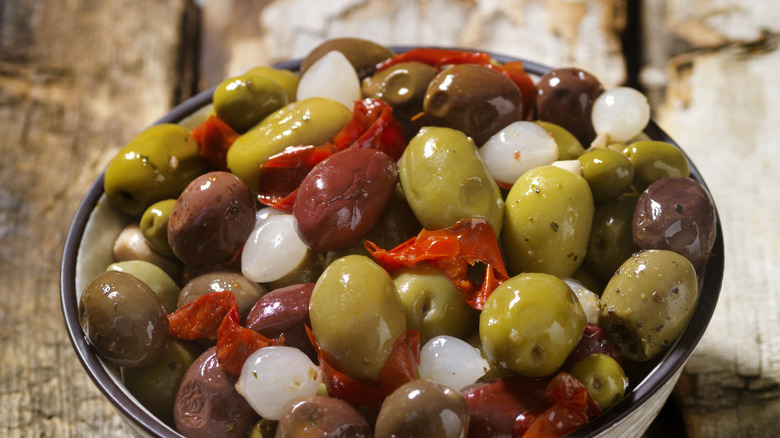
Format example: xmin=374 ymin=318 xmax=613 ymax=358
xmin=551 ymin=159 xmax=583 ymax=176
xmin=418 ymin=335 xmax=489 ymax=391
xmin=591 ymin=87 xmax=651 ymax=143
xmin=563 ymin=278 xmax=601 ymax=325
xmin=241 ymin=213 xmax=309 ymax=283
xmin=296 ymin=50 xmax=361 ymax=110
xmin=478 ymin=121 xmax=559 ymax=186
xmin=235 ymin=346 xmax=322 ymax=421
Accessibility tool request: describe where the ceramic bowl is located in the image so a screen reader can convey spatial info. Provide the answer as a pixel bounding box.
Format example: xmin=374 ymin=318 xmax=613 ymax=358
xmin=61 ymin=49 xmax=724 ymax=438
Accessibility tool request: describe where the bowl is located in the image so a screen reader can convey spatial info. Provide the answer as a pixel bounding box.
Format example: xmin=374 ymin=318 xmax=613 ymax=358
xmin=61 ymin=48 xmax=724 ymax=438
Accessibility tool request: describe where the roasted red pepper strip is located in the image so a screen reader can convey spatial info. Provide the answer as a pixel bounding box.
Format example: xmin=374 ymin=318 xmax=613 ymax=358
xmin=376 ymin=48 xmax=493 ymax=71
xmin=216 ymin=306 xmax=281 ymax=375
xmin=306 ymin=327 xmax=420 ymax=411
xmin=365 ymin=218 xmax=509 ymax=310
xmin=522 ymin=373 xmax=602 ymax=438
xmin=333 ymin=99 xmax=407 ymax=161
xmin=191 ymin=115 xmax=240 ymax=170
xmin=167 ymin=291 xmax=236 ymax=341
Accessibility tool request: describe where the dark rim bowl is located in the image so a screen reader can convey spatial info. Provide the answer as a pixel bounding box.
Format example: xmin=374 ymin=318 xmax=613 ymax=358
xmin=61 ymin=48 xmax=724 ymax=438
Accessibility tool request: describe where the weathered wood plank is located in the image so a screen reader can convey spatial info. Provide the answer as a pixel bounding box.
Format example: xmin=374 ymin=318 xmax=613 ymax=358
xmin=643 ymin=0 xmax=780 ymax=436
xmin=0 ymin=0 xmax=197 ymax=437
xmin=200 ymin=0 xmax=627 ymax=88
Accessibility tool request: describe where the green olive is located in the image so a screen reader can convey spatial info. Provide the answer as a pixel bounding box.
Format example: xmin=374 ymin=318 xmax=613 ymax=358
xmin=104 ymin=124 xmax=208 ymax=216
xmin=364 ymin=185 xmax=422 ymax=249
xmin=534 ymin=120 xmax=586 ymax=160
xmin=599 ymin=249 xmax=698 ymax=361
xmin=301 ymin=37 xmax=394 ymax=79
xmin=309 ymin=255 xmax=406 ymax=381
xmin=479 ymin=273 xmax=586 ymax=377
xmin=245 ymin=65 xmax=301 ymax=103
xmin=213 ymin=74 xmax=288 ymax=132
xmin=399 ymin=126 xmax=504 ymax=235
xmin=362 ymin=62 xmax=437 ymax=108
xmin=227 ymin=97 xmax=352 ymax=194
xmin=392 ymin=264 xmax=477 ymax=344
xmin=501 ymin=165 xmax=594 ymax=278
xmin=569 ymin=353 xmax=628 ymax=410
xmin=578 ymin=148 xmax=634 ymax=202
xmin=79 ymin=271 xmax=169 ymax=368
xmin=622 ymin=140 xmax=690 ymax=190
xmin=139 ymin=199 xmax=177 ymax=257
xmin=582 ymin=194 xmax=638 ymax=286
xmin=121 ymin=339 xmax=201 ymax=425
xmin=106 ymin=260 xmax=181 ymax=313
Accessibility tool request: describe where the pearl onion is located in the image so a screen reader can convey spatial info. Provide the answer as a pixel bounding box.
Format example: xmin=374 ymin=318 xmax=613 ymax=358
xmin=563 ymin=278 xmax=601 ymax=325
xmin=479 ymin=121 xmax=559 ymax=186
xmin=296 ymin=50 xmax=360 ymax=110
xmin=591 ymin=87 xmax=651 ymax=143
xmin=241 ymin=213 xmax=309 ymax=283
xmin=418 ymin=335 xmax=489 ymax=390
xmin=235 ymin=346 xmax=321 ymax=421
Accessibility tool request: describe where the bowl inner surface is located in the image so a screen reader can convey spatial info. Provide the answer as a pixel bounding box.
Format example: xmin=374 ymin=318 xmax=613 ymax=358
xmin=61 ymin=48 xmax=724 ymax=438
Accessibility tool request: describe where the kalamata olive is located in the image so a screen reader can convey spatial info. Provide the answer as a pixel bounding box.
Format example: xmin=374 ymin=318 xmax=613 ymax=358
xmin=461 ymin=376 xmax=549 ymax=438
xmin=362 ymin=61 xmax=437 ymax=108
xmin=423 ymin=64 xmax=523 ymax=145
xmin=245 ymin=283 xmax=315 ymax=361
xmin=362 ymin=185 xmax=422 ymax=250
xmin=375 ymin=379 xmax=469 ymax=438
xmin=168 ymin=171 xmax=256 ymax=269
xmin=79 ymin=271 xmax=169 ymax=368
xmin=536 ymin=68 xmax=604 ymax=146
xmin=174 ymin=347 xmax=257 ymax=438
xmin=104 ymin=124 xmax=208 ymax=217
xmin=276 ymin=395 xmax=372 ymax=438
xmin=178 ymin=271 xmax=267 ymax=322
xmin=121 ymin=339 xmax=201 ymax=425
xmin=309 ymin=255 xmax=406 ymax=381
xmin=479 ymin=273 xmax=586 ymax=377
xmin=501 ymin=165 xmax=594 ymax=278
xmin=561 ymin=325 xmax=622 ymax=372
xmin=294 ymin=148 xmax=398 ymax=252
xmin=599 ymin=250 xmax=698 ymax=361
xmin=633 ymin=177 xmax=716 ymax=268
xmin=301 ymin=37 xmax=394 ymax=80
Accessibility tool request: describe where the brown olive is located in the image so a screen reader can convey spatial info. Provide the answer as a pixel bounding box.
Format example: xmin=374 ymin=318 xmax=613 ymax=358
xmin=536 ymin=68 xmax=604 ymax=146
xmin=174 ymin=347 xmax=257 ymax=438
xmin=375 ymin=379 xmax=469 ymax=438
xmin=245 ymin=283 xmax=316 ymax=361
xmin=423 ymin=64 xmax=523 ymax=145
xmin=78 ymin=271 xmax=169 ymax=368
xmin=301 ymin=37 xmax=394 ymax=79
xmin=276 ymin=395 xmax=371 ymax=438
xmin=178 ymin=271 xmax=267 ymax=322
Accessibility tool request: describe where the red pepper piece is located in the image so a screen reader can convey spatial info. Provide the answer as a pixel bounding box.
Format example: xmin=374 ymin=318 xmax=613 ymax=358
xmin=522 ymin=373 xmax=602 ymax=438
xmin=376 ymin=48 xmax=493 ymax=71
xmin=365 ymin=218 xmax=509 ymax=310
xmin=191 ymin=115 xmax=240 ymax=170
xmin=463 ymin=376 xmax=552 ymax=438
xmin=216 ymin=306 xmax=281 ymax=375
xmin=167 ymin=291 xmax=237 ymax=341
xmin=333 ymin=99 xmax=407 ymax=161
xmin=306 ymin=327 xmax=421 ymax=411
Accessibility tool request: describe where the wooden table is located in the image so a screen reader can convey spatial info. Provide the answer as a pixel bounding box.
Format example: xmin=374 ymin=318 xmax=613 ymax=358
xmin=1 ymin=0 xmax=778 ymax=436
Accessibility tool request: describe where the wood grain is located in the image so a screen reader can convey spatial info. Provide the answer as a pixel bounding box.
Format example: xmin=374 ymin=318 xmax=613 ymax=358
xmin=0 ymin=0 xmax=197 ymax=436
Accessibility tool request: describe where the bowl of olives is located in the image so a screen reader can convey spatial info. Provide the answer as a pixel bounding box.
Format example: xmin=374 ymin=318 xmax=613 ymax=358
xmin=61 ymin=38 xmax=723 ymax=438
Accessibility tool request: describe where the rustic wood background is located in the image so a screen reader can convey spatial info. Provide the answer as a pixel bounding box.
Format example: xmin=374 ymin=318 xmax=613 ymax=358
xmin=1 ymin=0 xmax=778 ymax=436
